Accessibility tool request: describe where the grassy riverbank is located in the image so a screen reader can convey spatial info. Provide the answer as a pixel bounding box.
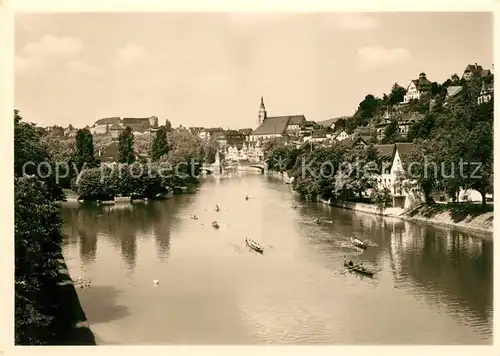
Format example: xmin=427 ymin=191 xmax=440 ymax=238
xmin=323 ymin=198 xmax=493 ymax=235
xmin=400 ymin=203 xmax=493 ymax=235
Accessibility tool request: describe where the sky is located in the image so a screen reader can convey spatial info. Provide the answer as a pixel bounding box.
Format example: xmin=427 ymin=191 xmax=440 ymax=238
xmin=14 ymin=12 xmax=493 ymax=129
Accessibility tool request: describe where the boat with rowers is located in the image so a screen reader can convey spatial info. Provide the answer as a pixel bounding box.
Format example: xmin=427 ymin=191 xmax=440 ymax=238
xmin=343 ymin=259 xmax=374 ymax=277
xmin=245 ymin=238 xmax=264 ymax=254
xmin=350 ymin=237 xmax=367 ymax=249
xmin=212 ymin=221 xmax=219 ymax=229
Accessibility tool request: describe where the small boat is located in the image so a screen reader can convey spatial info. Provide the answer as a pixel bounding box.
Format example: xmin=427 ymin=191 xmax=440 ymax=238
xmin=245 ymin=195 xmax=249 ymax=201
xmin=344 ymin=262 xmax=374 ymax=277
xmin=313 ymin=217 xmax=321 ymax=224
xmin=245 ymin=238 xmax=264 ymax=254
xmin=212 ymin=221 xmax=219 ymax=229
xmin=191 ymin=214 xmax=198 ymax=220
xmin=350 ymin=237 xmax=367 ymax=249
xmin=215 ymin=205 xmax=220 ymax=212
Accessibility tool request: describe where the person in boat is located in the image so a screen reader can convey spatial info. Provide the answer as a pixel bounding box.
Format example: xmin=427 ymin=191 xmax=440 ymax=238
xmin=215 ymin=204 xmax=220 ymax=211
xmin=245 ymin=195 xmax=249 ymax=200
xmin=348 ymin=260 xmax=354 ymax=267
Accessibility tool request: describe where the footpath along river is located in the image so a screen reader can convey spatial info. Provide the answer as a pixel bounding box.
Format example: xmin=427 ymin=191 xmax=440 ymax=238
xmin=61 ymin=173 xmax=493 ymax=345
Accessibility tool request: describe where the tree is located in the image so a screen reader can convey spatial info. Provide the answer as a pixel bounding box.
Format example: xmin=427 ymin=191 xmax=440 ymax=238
xmin=14 ymin=110 xmax=63 ymax=200
xmin=345 ymin=117 xmax=358 ymax=134
xmin=461 ymin=103 xmax=494 ymax=206
xmin=407 ymin=114 xmax=435 ymax=141
xmin=372 ymin=186 xmax=393 ymax=210
xmin=150 ymin=126 xmax=169 ymax=161
xmin=339 ymin=145 xmax=379 ymax=200
xmin=381 ymin=121 xmax=401 ymax=144
xmin=164 ymin=119 xmax=172 ymax=132
xmin=72 ymin=128 xmax=99 ymax=171
xmin=356 ymin=94 xmax=382 ymax=122
xmin=334 ymin=117 xmax=346 ymax=132
xmin=15 ymin=176 xmax=64 ymax=344
xmin=202 ymin=137 xmax=219 ymax=164
xmin=402 ymin=139 xmax=443 ymax=203
xmin=389 ymin=83 xmax=406 ymax=105
xmin=118 ymin=126 xmax=135 ymax=164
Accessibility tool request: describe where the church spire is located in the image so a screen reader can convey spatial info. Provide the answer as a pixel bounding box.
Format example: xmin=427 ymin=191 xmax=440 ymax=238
xmin=258 ymin=95 xmax=267 ymax=125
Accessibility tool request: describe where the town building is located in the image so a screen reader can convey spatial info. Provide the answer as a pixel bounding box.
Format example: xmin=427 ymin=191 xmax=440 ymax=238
xmin=335 ymin=130 xmax=350 ymax=141
xmin=122 ymin=116 xmax=159 ymax=133
xmin=403 ymin=73 xmax=433 ymax=103
xmin=477 ymin=81 xmax=494 ymax=104
xmin=249 ymin=96 xmax=306 ymax=142
xmin=373 ymin=142 xmax=419 ymax=209
xmin=89 ymin=116 xmax=159 ymax=136
xmin=462 ymin=63 xmax=491 ymax=81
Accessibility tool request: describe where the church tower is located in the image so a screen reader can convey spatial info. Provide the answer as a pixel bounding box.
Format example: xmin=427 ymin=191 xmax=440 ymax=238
xmin=258 ymin=95 xmax=267 ymax=125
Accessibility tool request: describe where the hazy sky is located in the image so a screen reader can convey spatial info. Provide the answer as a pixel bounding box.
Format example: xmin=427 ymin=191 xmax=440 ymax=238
xmin=15 ymin=12 xmax=492 ymax=129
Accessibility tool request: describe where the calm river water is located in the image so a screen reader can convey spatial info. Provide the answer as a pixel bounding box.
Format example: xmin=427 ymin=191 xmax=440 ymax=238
xmin=61 ymin=173 xmax=493 ymax=345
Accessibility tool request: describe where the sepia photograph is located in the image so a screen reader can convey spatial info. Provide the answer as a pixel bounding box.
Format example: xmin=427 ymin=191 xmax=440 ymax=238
xmin=8 ymin=7 xmax=495 ymax=349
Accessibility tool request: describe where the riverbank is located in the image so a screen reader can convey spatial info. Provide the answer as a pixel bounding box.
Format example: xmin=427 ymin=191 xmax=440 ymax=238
xmin=400 ymin=203 xmax=493 ymax=235
xmin=51 ymin=251 xmax=96 ymax=345
xmin=321 ymin=198 xmax=493 ymax=235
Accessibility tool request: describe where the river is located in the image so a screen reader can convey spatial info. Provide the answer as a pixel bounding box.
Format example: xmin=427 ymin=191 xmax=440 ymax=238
xmin=60 ymin=173 xmax=493 ymax=345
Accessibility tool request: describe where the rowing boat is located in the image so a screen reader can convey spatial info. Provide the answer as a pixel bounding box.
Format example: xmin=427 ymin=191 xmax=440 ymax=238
xmin=212 ymin=221 xmax=219 ymax=229
xmin=350 ymin=237 xmax=367 ymax=249
xmin=344 ymin=262 xmax=374 ymax=277
xmin=245 ymin=238 xmax=264 ymax=254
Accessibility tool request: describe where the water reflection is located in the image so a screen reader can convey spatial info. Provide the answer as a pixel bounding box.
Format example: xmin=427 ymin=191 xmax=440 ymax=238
xmin=61 ymin=199 xmax=186 ymax=271
xmin=388 ymin=220 xmax=493 ymax=334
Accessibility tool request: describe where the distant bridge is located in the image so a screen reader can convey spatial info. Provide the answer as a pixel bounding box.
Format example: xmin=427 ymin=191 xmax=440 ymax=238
xmin=237 ymin=162 xmax=267 ymax=174
xmin=201 ymin=162 xmax=267 ymax=174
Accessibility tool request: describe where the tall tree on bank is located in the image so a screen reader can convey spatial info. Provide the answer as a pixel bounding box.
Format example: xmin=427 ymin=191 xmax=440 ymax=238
xmin=72 ymin=128 xmax=99 ymax=171
xmin=150 ymin=126 xmax=169 ymax=161
xmin=389 ymin=83 xmax=406 ymax=105
xmin=164 ymin=119 xmax=173 ymax=132
xmin=118 ymin=126 xmax=135 ymax=164
xmin=14 ymin=110 xmax=64 ymax=200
